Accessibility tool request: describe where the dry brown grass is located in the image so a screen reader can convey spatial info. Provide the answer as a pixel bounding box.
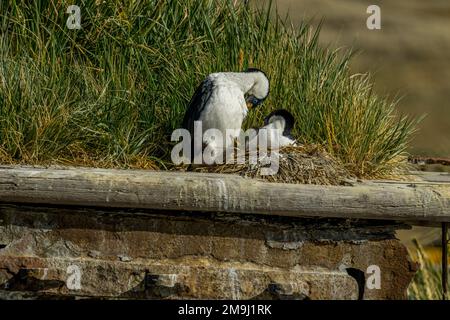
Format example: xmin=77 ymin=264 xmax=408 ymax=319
xmin=174 ymin=144 xmax=356 ymax=185
xmin=0 ymin=145 xmax=160 ymax=170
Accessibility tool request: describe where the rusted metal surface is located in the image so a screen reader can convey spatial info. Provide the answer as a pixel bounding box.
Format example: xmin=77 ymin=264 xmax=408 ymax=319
xmin=409 ymin=156 xmax=450 ymax=166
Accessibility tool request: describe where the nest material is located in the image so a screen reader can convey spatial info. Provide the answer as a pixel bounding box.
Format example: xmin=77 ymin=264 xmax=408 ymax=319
xmin=177 ymin=144 xmax=356 ymax=185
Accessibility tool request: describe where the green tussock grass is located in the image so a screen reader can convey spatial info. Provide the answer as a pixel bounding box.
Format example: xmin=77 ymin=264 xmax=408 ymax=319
xmin=0 ymin=0 xmax=419 ymax=177
xmin=408 ymin=240 xmax=446 ymax=300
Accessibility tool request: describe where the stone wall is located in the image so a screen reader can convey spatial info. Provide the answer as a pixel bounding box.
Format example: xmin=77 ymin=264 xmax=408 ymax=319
xmin=0 ymin=204 xmax=418 ymax=299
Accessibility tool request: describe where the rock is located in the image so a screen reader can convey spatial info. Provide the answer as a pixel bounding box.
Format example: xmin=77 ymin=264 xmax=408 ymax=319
xmin=118 ymin=255 xmax=132 ymax=262
xmin=88 ymin=250 xmax=101 ymax=258
xmin=0 ymin=204 xmax=416 ymax=299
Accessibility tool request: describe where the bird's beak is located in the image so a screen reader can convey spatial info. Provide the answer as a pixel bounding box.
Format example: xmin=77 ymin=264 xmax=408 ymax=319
xmin=246 ymin=95 xmax=258 ymax=109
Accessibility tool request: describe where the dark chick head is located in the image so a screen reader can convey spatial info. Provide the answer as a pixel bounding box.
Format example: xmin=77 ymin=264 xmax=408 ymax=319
xmin=263 ymin=109 xmax=295 ymax=137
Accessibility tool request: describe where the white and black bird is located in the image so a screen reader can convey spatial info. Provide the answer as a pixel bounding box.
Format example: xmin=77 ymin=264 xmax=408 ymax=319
xmin=246 ymin=109 xmax=297 ymax=150
xmin=182 ymin=68 xmax=270 ymax=161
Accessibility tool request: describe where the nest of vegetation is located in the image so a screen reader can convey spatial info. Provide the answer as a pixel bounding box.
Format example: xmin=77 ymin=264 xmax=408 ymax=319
xmin=176 ymin=144 xmax=356 ymax=185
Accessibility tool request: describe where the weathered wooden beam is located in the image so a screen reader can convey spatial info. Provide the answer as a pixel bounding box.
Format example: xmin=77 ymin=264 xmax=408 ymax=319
xmin=0 ymin=166 xmax=448 ymax=224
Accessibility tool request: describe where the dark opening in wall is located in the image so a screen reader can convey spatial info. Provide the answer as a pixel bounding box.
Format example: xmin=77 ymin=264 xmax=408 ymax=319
xmin=346 ymin=268 xmax=366 ymax=300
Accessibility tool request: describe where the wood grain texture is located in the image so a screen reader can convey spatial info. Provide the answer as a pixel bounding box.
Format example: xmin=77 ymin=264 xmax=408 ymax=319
xmin=0 ymin=166 xmax=448 ymax=223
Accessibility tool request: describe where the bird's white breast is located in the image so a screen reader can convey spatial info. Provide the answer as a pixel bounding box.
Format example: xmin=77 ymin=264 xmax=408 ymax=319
xmin=199 ymin=76 xmax=248 ymax=143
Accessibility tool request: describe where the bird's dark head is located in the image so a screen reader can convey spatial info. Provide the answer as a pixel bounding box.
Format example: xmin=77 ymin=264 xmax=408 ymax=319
xmin=245 ymin=68 xmax=269 ymax=109
xmin=263 ymin=109 xmax=295 ymax=137
xmin=245 ymin=95 xmax=264 ymax=109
